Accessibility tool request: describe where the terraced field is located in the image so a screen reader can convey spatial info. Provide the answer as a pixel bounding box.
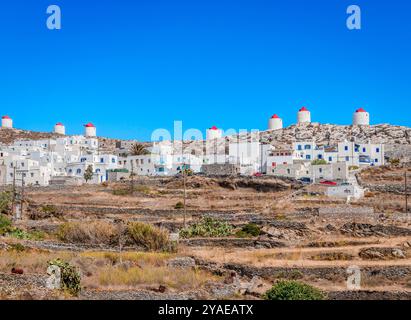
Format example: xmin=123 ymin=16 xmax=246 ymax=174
xmin=1 ymin=171 xmax=410 ymax=300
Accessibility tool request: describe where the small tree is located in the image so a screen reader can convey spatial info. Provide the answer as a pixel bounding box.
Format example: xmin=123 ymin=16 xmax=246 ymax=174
xmin=84 ymin=165 xmax=93 ymax=183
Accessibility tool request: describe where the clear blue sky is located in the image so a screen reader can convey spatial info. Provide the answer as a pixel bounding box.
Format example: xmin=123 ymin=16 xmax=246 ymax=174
xmin=0 ymin=0 xmax=410 ymax=141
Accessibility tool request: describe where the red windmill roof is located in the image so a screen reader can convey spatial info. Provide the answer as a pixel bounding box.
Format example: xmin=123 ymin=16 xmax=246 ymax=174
xmin=55 ymin=122 xmax=64 ymax=126
xmin=210 ymin=126 xmax=218 ymax=130
xmin=2 ymin=115 xmax=11 ymax=119
xmin=271 ymin=114 xmax=280 ymax=119
xmin=356 ymin=108 xmax=367 ymax=113
xmin=84 ymin=123 xmax=95 ymax=127
xmin=299 ymin=107 xmax=309 ymax=112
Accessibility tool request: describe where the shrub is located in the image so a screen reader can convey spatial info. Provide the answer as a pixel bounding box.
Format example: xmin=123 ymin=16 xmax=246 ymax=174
xmin=238 ymin=223 xmax=261 ymax=237
xmin=174 ymin=201 xmax=184 ymax=210
xmin=0 ymin=191 xmax=12 ymax=214
xmin=311 ymin=159 xmax=327 ymax=165
xmin=264 ymin=280 xmax=326 ymax=300
xmin=127 ymin=222 xmax=172 ymax=252
xmin=349 ymin=165 xmax=360 ymax=170
xmin=48 ymin=259 xmax=81 ymax=296
xmin=0 ymin=214 xmax=12 ymax=235
xmin=180 ymin=217 xmax=233 ymax=238
xmin=57 ymin=221 xmax=118 ymax=245
xmin=389 ymin=158 xmax=400 ymax=166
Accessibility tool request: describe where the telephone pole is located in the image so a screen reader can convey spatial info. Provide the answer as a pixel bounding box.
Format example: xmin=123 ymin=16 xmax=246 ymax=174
xmin=406 ymin=171 xmax=408 ymax=213
xmin=11 ymin=164 xmax=16 ymax=218
xmin=183 ymin=162 xmax=187 ymax=228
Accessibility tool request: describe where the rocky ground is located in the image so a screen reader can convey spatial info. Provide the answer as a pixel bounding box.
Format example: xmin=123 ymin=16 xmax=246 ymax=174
xmin=0 ymin=166 xmax=410 ymax=300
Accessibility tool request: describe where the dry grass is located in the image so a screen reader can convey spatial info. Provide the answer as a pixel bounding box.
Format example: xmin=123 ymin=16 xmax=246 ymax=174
xmin=127 ymin=222 xmax=172 ymax=252
xmin=0 ymin=249 xmax=74 ymax=274
xmin=80 ymin=251 xmax=173 ymax=265
xmin=57 ymin=221 xmax=118 ymax=245
xmin=96 ymin=265 xmax=216 ymax=289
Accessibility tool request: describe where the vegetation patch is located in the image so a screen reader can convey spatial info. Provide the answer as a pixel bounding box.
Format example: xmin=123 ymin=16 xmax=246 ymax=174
xmin=235 ymin=223 xmax=261 ymax=238
xmin=180 ymin=217 xmax=233 ymax=238
xmin=127 ymin=222 xmax=174 ymax=252
xmin=48 ymin=258 xmax=81 ymax=296
xmin=57 ymin=221 xmax=118 ymax=245
xmin=264 ymin=280 xmax=326 ymax=300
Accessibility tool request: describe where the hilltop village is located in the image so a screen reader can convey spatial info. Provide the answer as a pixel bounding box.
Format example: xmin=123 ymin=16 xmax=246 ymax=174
xmin=0 ymin=107 xmax=392 ymax=200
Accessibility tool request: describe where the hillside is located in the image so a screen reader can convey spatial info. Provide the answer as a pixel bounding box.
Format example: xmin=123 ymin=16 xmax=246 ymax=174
xmin=1 ymin=123 xmax=411 ymax=160
xmin=0 ymin=127 xmax=135 ymax=153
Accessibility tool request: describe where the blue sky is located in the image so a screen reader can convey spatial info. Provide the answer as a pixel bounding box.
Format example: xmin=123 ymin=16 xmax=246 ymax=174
xmin=0 ymin=0 xmax=410 ymax=141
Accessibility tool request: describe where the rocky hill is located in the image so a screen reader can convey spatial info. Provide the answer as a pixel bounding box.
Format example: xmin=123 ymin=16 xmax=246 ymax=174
xmin=1 ymin=123 xmax=411 ymax=160
xmin=171 ymin=123 xmax=411 ymax=161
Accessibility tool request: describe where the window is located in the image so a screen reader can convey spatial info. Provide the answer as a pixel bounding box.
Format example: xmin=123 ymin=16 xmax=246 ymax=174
xmin=68 ymin=169 xmax=72 ymax=173
xmin=363 ymin=148 xmax=366 ymax=152
xmin=297 ymin=145 xmax=302 ymax=150
xmin=375 ymin=159 xmax=378 ymax=163
xmin=100 ymin=158 xmax=104 ymax=163
xmin=319 ymin=168 xmax=323 ymax=173
xmin=76 ymin=169 xmax=81 ymax=174
xmin=306 ymin=155 xmax=311 ymax=160
xmin=376 ymin=148 xmax=380 ymax=153
xmin=338 ymin=168 xmax=341 ymax=171
xmin=21 ymin=162 xmax=24 ymax=167
xmin=328 ymin=157 xmax=332 ymax=162
xmin=304 ymin=145 xmax=311 ymax=150
xmin=345 ymin=156 xmax=349 ymax=161
xmin=283 ymin=162 xmax=287 ymax=165
xmin=148 ymin=159 xmax=151 ymax=164
xmin=141 ymin=159 xmax=144 ymax=164
xmin=81 ymin=158 xmax=86 ymax=162
xmin=95 ymin=169 xmax=101 ymax=173
xmin=318 ymin=155 xmax=323 ymax=159
xmin=10 ymin=173 xmax=13 ymax=177
xmin=344 ymin=146 xmax=348 ymax=151
xmin=31 ymin=173 xmax=34 ymax=177
xmin=111 ymin=158 xmax=116 ymax=163
xmin=119 ymin=161 xmax=122 ymax=165
xmin=287 ymin=169 xmax=291 ymax=174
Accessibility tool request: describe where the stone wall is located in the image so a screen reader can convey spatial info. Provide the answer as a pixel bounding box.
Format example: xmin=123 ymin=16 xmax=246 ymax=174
xmin=202 ymin=163 xmax=240 ymax=176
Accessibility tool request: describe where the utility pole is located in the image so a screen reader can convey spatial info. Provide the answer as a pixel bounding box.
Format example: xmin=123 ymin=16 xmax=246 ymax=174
xmin=130 ymin=160 xmax=135 ymax=192
xmin=20 ymin=173 xmax=25 ymax=219
xmin=406 ymin=171 xmax=408 ymax=213
xmin=11 ymin=164 xmax=16 ymax=218
xmin=183 ymin=162 xmax=187 ymax=228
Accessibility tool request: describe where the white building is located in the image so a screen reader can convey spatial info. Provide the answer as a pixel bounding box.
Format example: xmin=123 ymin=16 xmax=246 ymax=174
xmin=268 ymin=161 xmax=348 ymax=182
xmin=268 ymin=114 xmax=283 ymax=130
xmin=353 ymin=108 xmax=370 ymax=126
xmin=0 ymin=135 xmax=118 ymax=186
xmin=297 ymin=107 xmax=311 ymax=124
xmin=84 ymin=123 xmax=97 ymax=137
xmin=326 ymin=184 xmax=365 ymax=199
xmin=206 ymin=126 xmax=223 ymax=140
xmin=54 ymin=122 xmax=65 ymax=135
xmin=1 ymin=116 xmax=13 ymax=128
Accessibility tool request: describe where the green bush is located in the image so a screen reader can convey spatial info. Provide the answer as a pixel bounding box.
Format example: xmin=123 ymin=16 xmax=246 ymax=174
xmin=264 ymin=280 xmax=326 ymax=300
xmin=236 ymin=223 xmax=261 ymax=237
xmin=48 ymin=259 xmax=81 ymax=296
xmin=0 ymin=214 xmax=12 ymax=235
xmin=180 ymin=217 xmax=233 ymax=238
xmin=311 ymin=159 xmax=327 ymax=165
xmin=174 ymin=201 xmax=184 ymax=210
xmin=127 ymin=222 xmax=172 ymax=252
